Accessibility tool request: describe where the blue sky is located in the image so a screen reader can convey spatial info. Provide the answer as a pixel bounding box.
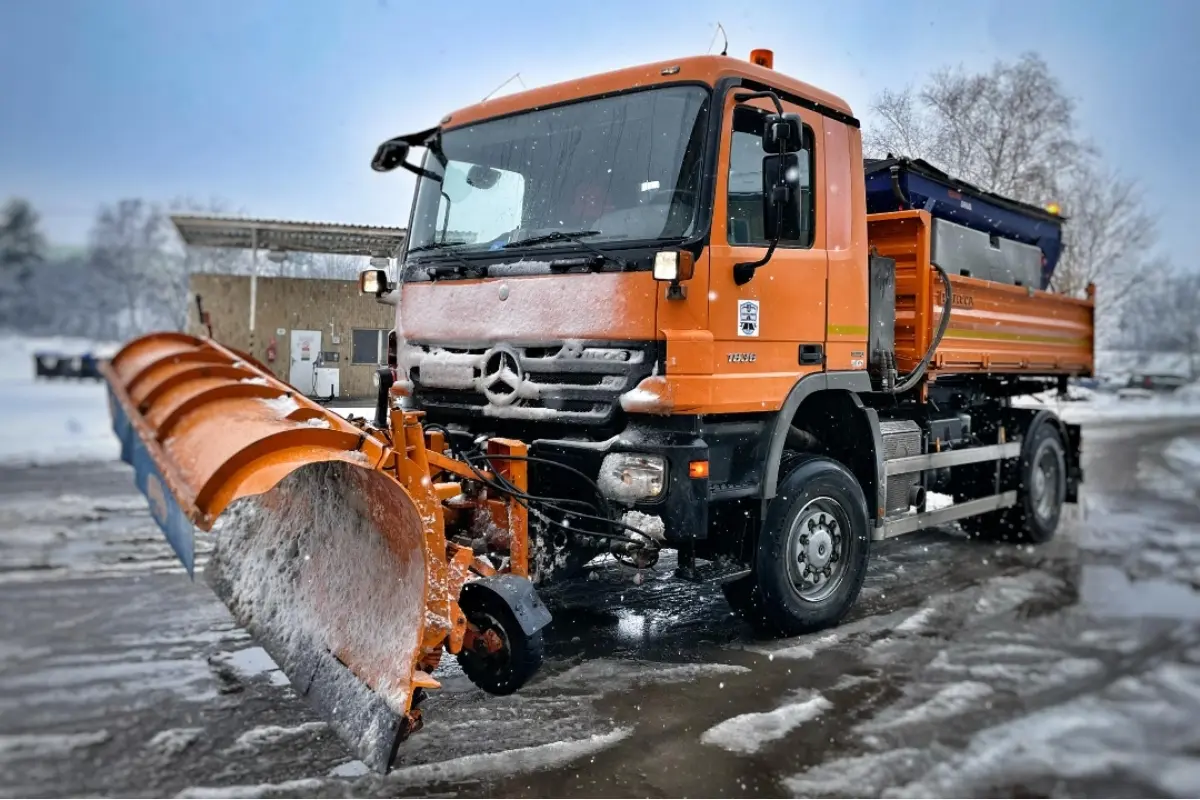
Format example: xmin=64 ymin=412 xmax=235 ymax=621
xmin=3 ymin=0 xmax=1198 ymax=260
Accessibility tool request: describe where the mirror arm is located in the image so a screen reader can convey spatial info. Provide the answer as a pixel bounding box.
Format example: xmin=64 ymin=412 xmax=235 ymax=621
xmin=733 ymin=90 xmax=784 ymax=115
xmin=733 ymin=218 xmax=781 ymax=286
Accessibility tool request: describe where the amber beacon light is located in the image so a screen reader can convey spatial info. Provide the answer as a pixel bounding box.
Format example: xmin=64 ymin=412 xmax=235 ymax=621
xmin=750 ymin=48 xmax=774 ymax=69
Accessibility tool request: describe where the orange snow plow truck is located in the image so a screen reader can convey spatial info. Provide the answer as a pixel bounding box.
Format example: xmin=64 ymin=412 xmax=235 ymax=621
xmin=102 ymin=50 xmax=1093 ymax=772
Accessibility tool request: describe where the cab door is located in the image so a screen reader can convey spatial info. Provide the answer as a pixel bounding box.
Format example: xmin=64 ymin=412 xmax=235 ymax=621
xmin=706 ymin=91 xmax=828 ymax=411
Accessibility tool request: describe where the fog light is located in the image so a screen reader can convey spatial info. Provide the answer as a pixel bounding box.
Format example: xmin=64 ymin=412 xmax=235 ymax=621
xmin=599 ymin=453 xmax=666 ymax=504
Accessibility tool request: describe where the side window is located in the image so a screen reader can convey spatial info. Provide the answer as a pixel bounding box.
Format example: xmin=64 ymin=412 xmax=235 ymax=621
xmin=727 ymin=106 xmax=815 ymax=247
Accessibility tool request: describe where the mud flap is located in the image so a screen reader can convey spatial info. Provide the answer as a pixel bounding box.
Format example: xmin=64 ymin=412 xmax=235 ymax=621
xmin=461 ymin=574 xmax=553 ymax=637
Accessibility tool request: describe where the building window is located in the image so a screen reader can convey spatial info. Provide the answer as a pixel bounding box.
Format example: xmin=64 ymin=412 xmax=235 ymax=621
xmin=352 ymin=329 xmax=387 ymax=365
xmin=727 ymin=105 xmax=815 ymax=247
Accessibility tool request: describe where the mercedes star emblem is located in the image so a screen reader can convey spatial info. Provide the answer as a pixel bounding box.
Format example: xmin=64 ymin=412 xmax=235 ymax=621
xmin=481 ymin=346 xmax=522 ymax=406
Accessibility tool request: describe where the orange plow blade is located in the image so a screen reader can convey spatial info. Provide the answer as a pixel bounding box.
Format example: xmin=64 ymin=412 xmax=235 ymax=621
xmin=100 ymin=333 xmax=433 ymax=772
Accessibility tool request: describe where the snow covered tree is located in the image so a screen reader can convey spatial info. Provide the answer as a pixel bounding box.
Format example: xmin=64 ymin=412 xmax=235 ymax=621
xmin=0 ymin=198 xmax=47 ymax=328
xmin=87 ymin=199 xmax=184 ymax=336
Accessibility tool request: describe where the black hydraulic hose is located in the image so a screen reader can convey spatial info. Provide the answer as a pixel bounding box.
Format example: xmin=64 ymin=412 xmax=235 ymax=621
xmin=466 ymin=452 xmax=657 ymax=544
xmin=423 ymin=427 xmax=655 ymax=547
xmin=890 ymin=164 xmax=910 ymax=209
xmin=891 ymin=262 xmax=953 ymax=395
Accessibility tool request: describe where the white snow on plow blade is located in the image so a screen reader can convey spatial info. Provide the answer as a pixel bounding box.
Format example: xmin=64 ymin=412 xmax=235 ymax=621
xmin=701 ymin=693 xmax=831 ymax=754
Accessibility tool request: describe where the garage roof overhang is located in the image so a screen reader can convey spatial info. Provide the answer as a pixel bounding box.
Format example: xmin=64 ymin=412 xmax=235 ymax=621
xmin=171 ymin=215 xmax=407 ymax=258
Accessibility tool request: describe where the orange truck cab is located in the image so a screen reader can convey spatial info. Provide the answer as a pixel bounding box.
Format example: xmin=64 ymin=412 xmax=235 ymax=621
xmin=362 ymin=50 xmax=1093 ymax=635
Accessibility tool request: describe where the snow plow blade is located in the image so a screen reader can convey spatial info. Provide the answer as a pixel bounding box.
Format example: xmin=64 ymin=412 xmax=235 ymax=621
xmin=100 ymin=332 xmax=440 ymax=772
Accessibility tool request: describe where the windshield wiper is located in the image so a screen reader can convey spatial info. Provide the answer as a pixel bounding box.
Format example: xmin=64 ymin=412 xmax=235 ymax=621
xmin=502 ymin=229 xmax=631 ymax=270
xmin=407 ymin=242 xmax=483 ymax=279
xmin=503 ymin=229 xmax=601 ymax=248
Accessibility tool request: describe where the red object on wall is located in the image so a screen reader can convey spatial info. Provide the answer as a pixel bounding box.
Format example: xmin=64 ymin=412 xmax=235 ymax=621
xmin=266 ymin=337 xmax=277 ymax=363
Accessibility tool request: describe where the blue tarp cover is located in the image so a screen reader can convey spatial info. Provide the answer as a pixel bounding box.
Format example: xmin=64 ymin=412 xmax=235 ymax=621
xmin=864 ymin=157 xmax=1064 ymax=288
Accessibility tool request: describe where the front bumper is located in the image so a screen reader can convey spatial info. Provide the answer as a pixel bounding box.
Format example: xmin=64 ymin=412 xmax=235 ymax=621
xmin=529 ymin=424 xmax=709 ymax=546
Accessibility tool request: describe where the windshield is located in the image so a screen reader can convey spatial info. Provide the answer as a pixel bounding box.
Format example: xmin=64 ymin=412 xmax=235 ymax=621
xmin=406 ymin=85 xmax=711 ymax=257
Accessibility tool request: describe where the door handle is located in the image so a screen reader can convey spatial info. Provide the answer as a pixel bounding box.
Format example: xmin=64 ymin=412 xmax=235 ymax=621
xmin=799 ymin=344 xmax=824 ymax=365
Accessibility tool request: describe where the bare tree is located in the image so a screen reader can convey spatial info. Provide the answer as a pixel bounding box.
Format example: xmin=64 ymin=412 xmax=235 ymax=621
xmin=863 ymin=53 xmax=1167 ymax=347
xmin=1050 ymin=164 xmax=1157 ymax=298
xmin=865 ymin=54 xmax=1092 ymax=203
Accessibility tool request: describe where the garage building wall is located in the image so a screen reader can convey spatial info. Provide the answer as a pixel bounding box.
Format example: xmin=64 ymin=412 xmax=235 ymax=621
xmin=187 ymin=274 xmax=393 ymax=400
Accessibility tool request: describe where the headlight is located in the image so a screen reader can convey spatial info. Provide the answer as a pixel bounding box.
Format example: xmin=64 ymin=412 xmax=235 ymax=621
xmin=652 ymin=250 xmax=695 ymax=282
xmin=599 ymin=453 xmax=666 ymax=503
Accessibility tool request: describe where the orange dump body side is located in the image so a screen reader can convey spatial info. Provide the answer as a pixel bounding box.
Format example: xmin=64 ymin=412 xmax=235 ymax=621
xmin=869 ymin=210 xmax=1094 ymax=379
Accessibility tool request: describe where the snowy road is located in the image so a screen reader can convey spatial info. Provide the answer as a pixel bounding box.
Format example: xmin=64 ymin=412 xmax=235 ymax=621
xmin=3 ymin=419 xmax=1200 ymax=797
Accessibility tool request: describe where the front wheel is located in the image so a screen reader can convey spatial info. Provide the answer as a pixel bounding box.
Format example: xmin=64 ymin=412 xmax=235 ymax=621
xmin=725 ymin=455 xmax=872 ymax=637
xmin=457 ymin=590 xmax=544 ymax=695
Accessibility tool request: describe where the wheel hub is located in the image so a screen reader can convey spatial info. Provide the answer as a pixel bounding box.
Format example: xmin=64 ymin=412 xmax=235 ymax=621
xmin=788 ymin=501 xmax=847 ymax=603
xmin=806 ymin=529 xmax=833 ymax=569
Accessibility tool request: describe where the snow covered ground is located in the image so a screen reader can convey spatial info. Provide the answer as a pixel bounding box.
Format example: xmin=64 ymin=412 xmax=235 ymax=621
xmin=1 ymin=407 xmax=1200 ymax=795
xmin=0 ymin=335 xmax=122 ymax=465
xmin=4 ymin=331 xmax=1200 ymax=796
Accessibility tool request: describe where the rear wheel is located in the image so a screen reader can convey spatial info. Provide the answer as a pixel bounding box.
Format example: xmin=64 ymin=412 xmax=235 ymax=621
xmin=724 ymin=455 xmax=871 ymax=637
xmin=960 ymin=422 xmax=1067 ymax=544
xmin=457 ymin=590 xmax=543 ymax=695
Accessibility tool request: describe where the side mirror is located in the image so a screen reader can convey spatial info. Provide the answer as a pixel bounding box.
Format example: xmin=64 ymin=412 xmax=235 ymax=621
xmin=359 ymin=268 xmax=392 ymax=297
xmin=371 ymin=139 xmax=411 ymax=173
xmin=762 ymin=113 xmax=803 ymax=154
xmin=761 ymin=152 xmax=808 ymax=241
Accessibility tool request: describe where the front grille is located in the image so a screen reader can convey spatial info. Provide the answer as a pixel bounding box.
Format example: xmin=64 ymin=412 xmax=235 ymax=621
xmin=404 ymin=340 xmax=657 ymax=424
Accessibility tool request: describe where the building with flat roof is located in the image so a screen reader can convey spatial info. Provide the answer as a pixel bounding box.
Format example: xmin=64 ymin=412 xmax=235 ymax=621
xmin=174 ymin=215 xmax=404 ymax=401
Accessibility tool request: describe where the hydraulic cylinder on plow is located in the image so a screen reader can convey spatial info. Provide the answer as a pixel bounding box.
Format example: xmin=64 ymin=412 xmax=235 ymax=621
xmin=100 ymin=332 xmax=552 ymax=773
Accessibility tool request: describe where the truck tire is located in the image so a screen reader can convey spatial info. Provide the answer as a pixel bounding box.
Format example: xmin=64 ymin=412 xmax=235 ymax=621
xmin=960 ymin=422 xmax=1067 ymax=544
xmin=724 ymin=454 xmax=871 ymax=637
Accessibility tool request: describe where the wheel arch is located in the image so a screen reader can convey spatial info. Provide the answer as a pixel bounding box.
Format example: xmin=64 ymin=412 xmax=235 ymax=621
xmin=761 ymin=371 xmax=883 ymax=524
